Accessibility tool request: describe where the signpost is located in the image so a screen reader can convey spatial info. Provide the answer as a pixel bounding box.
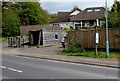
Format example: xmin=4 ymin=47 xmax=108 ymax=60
xmin=94 ymin=32 xmax=99 ymax=55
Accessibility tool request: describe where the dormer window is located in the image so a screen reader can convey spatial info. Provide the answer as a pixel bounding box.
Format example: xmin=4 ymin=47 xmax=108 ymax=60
xmin=95 ymin=9 xmax=100 ymax=12
xmin=87 ymin=10 xmax=92 ymax=12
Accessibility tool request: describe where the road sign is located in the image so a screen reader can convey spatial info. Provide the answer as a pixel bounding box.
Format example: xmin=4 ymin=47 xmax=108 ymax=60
xmin=94 ymin=32 xmax=99 ymax=44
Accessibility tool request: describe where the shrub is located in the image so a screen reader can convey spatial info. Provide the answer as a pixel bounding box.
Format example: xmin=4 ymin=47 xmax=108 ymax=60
xmin=62 ymin=41 xmax=85 ymax=53
xmin=64 ymin=27 xmax=74 ymax=30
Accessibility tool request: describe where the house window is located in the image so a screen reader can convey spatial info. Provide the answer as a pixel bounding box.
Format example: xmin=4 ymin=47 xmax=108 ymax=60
xmin=89 ymin=21 xmax=94 ymax=26
xmin=53 ymin=24 xmax=59 ymax=26
xmin=87 ymin=10 xmax=92 ymax=12
xmin=55 ymin=35 xmax=58 ymax=39
xmin=95 ymin=9 xmax=100 ymax=12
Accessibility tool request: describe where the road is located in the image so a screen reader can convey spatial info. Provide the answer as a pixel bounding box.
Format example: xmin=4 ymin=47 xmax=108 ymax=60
xmin=1 ymin=54 xmax=118 ymax=79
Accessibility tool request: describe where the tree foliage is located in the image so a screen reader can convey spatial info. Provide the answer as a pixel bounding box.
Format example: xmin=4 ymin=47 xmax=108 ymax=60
xmin=2 ymin=8 xmax=20 ymax=36
xmin=71 ymin=6 xmax=81 ymax=12
xmin=14 ymin=2 xmax=50 ymax=25
xmin=108 ymin=0 xmax=120 ymax=28
xmin=49 ymin=13 xmax=57 ymax=20
xmin=2 ymin=2 xmax=50 ymax=36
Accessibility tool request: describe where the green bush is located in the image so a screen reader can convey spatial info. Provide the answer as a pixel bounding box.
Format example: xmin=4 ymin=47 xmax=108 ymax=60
xmin=0 ymin=37 xmax=8 ymax=42
xmin=62 ymin=41 xmax=85 ymax=53
xmin=75 ymin=26 xmax=82 ymax=30
xmin=64 ymin=27 xmax=74 ymax=30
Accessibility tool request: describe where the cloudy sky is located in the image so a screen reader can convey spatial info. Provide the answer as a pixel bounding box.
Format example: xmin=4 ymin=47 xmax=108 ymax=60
xmin=40 ymin=0 xmax=120 ymax=14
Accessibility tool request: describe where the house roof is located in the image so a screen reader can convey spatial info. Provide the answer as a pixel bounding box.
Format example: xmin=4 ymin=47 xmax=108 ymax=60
xmin=70 ymin=7 xmax=106 ymax=21
xmin=50 ymin=15 xmax=72 ymax=23
xmin=58 ymin=12 xmax=71 ymax=17
xmin=50 ymin=9 xmax=81 ymax=23
xmin=50 ymin=7 xmax=105 ymax=23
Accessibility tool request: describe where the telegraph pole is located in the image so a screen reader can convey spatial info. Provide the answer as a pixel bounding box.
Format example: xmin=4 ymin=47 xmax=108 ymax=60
xmin=105 ymin=0 xmax=109 ymax=58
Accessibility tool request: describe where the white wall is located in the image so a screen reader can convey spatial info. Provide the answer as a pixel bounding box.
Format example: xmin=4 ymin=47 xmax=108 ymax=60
xmin=70 ymin=10 xmax=80 ymax=15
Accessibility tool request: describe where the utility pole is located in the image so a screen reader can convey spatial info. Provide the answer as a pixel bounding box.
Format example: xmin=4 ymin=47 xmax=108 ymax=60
xmin=105 ymin=0 xmax=109 ymax=58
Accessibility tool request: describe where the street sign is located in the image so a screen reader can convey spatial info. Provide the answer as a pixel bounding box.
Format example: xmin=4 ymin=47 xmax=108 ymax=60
xmin=94 ymin=32 xmax=99 ymax=44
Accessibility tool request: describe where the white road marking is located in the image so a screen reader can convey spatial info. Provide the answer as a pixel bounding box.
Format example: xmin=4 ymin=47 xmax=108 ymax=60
xmin=1 ymin=66 xmax=23 ymax=73
xmin=1 ymin=66 xmax=6 ymax=69
xmin=8 ymin=68 xmax=23 ymax=73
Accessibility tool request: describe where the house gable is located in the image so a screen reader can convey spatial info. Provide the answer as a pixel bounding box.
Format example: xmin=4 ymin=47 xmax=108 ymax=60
xmin=70 ymin=9 xmax=81 ymax=16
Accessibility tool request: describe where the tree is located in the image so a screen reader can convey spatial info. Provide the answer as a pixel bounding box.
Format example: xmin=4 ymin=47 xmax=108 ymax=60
xmin=49 ymin=13 xmax=57 ymax=20
xmin=15 ymin=2 xmax=50 ymax=25
xmin=111 ymin=0 xmax=120 ymax=13
xmin=2 ymin=2 xmax=50 ymax=36
xmin=2 ymin=8 xmax=20 ymax=36
xmin=108 ymin=0 xmax=120 ymax=28
xmin=71 ymin=6 xmax=81 ymax=12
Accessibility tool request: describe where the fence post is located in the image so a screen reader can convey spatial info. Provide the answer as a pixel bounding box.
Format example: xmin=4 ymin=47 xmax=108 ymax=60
xmin=23 ymin=37 xmax=24 ymax=47
xmin=8 ymin=37 xmax=12 ymax=47
xmin=19 ymin=37 xmax=21 ymax=47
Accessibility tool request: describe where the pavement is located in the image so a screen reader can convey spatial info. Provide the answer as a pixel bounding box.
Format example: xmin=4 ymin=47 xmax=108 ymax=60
xmin=1 ymin=40 xmax=120 ymax=68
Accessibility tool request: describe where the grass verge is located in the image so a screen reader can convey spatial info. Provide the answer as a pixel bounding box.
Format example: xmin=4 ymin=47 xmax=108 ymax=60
xmin=0 ymin=37 xmax=8 ymax=42
xmin=57 ymin=51 xmax=120 ymax=60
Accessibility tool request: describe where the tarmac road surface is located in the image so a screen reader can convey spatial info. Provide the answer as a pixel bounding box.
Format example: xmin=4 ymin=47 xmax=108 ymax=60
xmin=2 ymin=54 xmax=119 ymax=79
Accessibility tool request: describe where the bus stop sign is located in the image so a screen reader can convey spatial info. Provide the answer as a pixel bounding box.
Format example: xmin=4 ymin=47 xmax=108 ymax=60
xmin=94 ymin=32 xmax=99 ymax=44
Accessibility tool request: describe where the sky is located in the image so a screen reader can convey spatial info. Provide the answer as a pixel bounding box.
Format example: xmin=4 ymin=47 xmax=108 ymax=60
xmin=40 ymin=0 xmax=120 ymax=14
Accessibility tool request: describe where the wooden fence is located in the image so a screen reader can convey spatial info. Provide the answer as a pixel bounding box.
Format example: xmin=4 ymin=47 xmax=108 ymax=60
xmin=66 ymin=28 xmax=120 ymax=49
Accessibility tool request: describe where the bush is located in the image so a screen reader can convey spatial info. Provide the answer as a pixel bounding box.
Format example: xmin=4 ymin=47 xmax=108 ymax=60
xmin=62 ymin=41 xmax=85 ymax=53
xmin=64 ymin=27 xmax=74 ymax=30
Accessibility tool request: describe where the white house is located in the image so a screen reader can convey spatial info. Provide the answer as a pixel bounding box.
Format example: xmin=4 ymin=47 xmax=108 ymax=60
xmin=70 ymin=7 xmax=106 ymax=29
xmin=49 ymin=9 xmax=81 ymax=29
xmin=50 ymin=7 xmax=106 ymax=29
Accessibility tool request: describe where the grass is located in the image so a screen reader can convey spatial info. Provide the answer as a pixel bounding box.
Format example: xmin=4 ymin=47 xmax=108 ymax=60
xmin=58 ymin=41 xmax=120 ymax=60
xmin=57 ymin=51 xmax=120 ymax=60
xmin=0 ymin=37 xmax=8 ymax=42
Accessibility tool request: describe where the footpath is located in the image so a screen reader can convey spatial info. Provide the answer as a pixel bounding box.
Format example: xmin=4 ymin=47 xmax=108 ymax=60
xmin=1 ymin=40 xmax=119 ymax=68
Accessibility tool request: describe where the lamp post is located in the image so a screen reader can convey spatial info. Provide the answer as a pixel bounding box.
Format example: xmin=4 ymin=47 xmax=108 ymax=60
xmin=105 ymin=0 xmax=109 ymax=58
